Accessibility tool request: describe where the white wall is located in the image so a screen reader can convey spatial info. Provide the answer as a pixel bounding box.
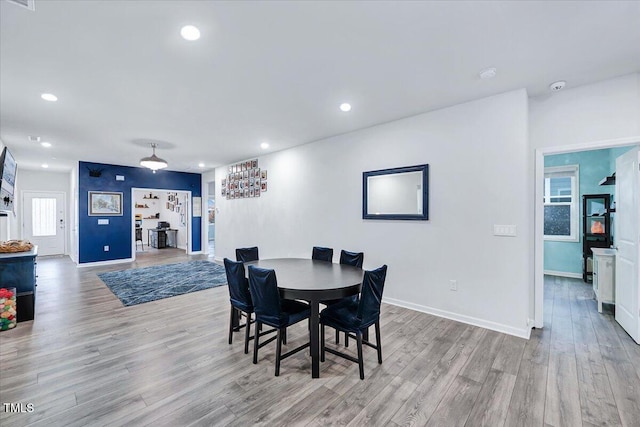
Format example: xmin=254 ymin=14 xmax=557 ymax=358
xmin=17 ymin=169 xmax=72 ymax=254
xmin=69 ymin=166 xmax=78 ymax=262
xmin=216 ymin=89 xmax=531 ymax=338
xmin=530 ymin=73 xmax=640 ymax=150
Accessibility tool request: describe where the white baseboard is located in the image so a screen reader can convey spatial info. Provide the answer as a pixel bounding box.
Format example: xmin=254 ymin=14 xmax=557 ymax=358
xmin=544 ymin=270 xmax=582 ymax=279
xmin=189 ymin=251 xmax=203 ymax=255
xmin=77 ymin=257 xmax=134 ymax=268
xmin=382 ymin=297 xmax=532 ymax=340
xmin=213 ymin=256 xmax=224 ymax=263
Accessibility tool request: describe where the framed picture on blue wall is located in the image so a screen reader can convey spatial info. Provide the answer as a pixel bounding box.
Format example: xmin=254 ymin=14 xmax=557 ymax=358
xmin=88 ymin=191 xmax=123 ymax=216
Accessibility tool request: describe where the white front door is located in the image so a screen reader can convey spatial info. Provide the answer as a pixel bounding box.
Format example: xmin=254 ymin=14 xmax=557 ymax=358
xmin=23 ymin=191 xmax=66 ymax=256
xmin=615 ymin=146 xmax=640 ymax=343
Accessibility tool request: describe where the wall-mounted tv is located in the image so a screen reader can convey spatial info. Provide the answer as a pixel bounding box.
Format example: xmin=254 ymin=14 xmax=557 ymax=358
xmin=0 ymin=147 xmax=17 ymax=213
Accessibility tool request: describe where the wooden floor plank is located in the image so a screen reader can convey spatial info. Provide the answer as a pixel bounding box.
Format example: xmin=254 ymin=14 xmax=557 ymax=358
xmin=1 ymin=256 xmax=638 ymax=426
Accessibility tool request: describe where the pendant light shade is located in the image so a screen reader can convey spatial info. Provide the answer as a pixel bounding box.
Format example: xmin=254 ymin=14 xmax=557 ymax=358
xmin=140 ymin=143 xmax=168 ymax=172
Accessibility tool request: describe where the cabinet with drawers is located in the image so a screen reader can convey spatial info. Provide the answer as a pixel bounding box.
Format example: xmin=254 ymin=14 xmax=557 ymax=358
xmin=592 ymin=247 xmax=616 ymax=313
xmin=0 ymin=246 xmax=37 ymax=321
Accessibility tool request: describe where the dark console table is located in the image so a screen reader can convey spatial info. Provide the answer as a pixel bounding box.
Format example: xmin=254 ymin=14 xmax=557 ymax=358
xmin=0 ymin=246 xmax=38 ymax=321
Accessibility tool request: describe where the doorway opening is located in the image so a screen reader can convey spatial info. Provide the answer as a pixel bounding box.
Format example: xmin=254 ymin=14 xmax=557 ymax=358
xmin=131 ymin=188 xmax=191 ymax=259
xmin=535 ymin=138 xmax=639 ymax=343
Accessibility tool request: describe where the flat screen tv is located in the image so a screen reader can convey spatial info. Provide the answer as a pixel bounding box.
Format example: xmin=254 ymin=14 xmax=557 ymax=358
xmin=0 ymin=147 xmax=17 ymax=213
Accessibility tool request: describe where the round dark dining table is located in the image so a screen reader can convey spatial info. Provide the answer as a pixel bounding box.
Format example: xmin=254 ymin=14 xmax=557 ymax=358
xmin=244 ymin=258 xmax=364 ymax=378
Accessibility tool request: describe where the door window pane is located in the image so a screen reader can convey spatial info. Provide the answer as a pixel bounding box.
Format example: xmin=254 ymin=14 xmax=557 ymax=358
xmin=32 ymin=198 xmax=57 ymax=236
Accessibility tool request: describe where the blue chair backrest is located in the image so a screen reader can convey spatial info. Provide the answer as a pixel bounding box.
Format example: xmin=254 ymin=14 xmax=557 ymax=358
xmin=224 ymin=258 xmax=253 ymax=312
xmin=357 ymin=265 xmax=388 ymax=326
xmin=340 ymin=250 xmax=364 ymax=268
xmin=236 ymin=246 xmax=259 ymax=263
xmin=312 ymin=246 xmax=333 ymax=262
xmin=248 ymin=265 xmax=286 ymax=327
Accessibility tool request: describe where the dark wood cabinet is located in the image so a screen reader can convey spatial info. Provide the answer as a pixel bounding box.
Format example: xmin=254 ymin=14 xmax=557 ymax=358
xmin=583 ymin=194 xmax=612 ymax=282
xmin=0 ymin=247 xmax=37 ymax=321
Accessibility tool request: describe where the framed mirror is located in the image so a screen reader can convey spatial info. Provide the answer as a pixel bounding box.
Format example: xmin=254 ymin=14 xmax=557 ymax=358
xmin=362 ymin=164 xmax=429 ymax=220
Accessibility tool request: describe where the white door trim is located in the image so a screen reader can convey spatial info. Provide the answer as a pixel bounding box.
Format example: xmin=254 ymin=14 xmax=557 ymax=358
xmin=21 ymin=190 xmax=67 ymax=256
xmin=534 ymin=135 xmax=640 ymax=329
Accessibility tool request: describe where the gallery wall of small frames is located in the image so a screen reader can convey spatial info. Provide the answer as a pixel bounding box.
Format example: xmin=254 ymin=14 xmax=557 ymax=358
xmin=221 ymin=159 xmax=267 ymax=200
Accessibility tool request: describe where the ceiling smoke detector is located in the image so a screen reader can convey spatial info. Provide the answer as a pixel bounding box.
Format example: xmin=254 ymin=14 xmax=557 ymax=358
xmin=479 ymin=68 xmax=497 ymax=80
xmin=28 ymin=135 xmax=41 ymax=143
xmin=549 ymin=81 xmax=566 ymax=92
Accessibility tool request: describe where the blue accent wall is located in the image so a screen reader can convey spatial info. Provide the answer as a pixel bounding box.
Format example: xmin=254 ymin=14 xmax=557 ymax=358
xmin=544 ymin=148 xmax=623 ymax=275
xmin=79 ymin=161 xmax=202 ymax=264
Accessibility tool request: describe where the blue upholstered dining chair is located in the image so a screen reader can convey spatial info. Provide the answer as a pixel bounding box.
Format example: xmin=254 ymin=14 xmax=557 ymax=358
xmin=326 ymin=249 xmax=365 ymax=344
xmin=320 ymin=264 xmax=388 ymax=380
xmin=339 ymin=250 xmax=364 ymax=268
xmin=312 ymin=246 xmax=334 ymax=262
xmin=236 ymin=246 xmax=259 ymax=263
xmin=248 ymin=265 xmax=311 ymax=376
xmin=223 ymin=258 xmax=254 ymax=354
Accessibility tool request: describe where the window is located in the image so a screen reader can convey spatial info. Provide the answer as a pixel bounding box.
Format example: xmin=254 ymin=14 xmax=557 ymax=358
xmin=544 ymin=165 xmax=579 ymax=241
xmin=32 ymin=197 xmax=57 ymax=236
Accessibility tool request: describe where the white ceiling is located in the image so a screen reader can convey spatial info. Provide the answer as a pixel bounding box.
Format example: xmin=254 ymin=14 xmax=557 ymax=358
xmin=1 ymin=0 xmax=639 ymax=173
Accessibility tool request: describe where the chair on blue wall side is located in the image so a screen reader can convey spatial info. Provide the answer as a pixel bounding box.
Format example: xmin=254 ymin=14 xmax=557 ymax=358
xmin=248 ymin=265 xmax=311 ymax=376
xmin=223 ymin=258 xmax=255 ymax=354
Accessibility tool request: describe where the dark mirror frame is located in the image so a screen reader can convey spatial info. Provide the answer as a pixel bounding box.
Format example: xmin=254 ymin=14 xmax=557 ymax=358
xmin=362 ymin=164 xmax=429 ymax=220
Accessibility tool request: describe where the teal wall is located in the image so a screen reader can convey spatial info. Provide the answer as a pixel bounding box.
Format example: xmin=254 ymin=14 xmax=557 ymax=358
xmin=544 ymin=148 xmax=626 ymax=275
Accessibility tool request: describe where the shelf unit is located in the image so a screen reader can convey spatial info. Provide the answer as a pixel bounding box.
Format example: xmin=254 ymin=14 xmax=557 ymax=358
xmin=582 ymin=194 xmax=612 ymax=282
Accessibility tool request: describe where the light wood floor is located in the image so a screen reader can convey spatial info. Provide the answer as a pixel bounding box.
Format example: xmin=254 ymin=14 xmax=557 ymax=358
xmin=1 ymin=252 xmax=640 ymax=426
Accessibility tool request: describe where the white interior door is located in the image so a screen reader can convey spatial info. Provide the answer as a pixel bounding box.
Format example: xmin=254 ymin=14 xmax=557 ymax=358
xmin=615 ymin=146 xmax=640 ymax=343
xmin=23 ymin=191 xmax=66 ymax=256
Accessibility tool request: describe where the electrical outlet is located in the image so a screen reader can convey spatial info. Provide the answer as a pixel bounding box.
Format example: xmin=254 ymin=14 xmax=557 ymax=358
xmin=104 ymin=245 xmax=109 ymax=252
xmin=449 ymin=280 xmax=457 ymax=291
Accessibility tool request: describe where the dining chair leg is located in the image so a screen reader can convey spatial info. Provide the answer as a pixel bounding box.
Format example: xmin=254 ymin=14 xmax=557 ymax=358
xmin=228 ymin=306 xmax=235 ymax=345
xmin=282 ymin=328 xmax=287 ymax=345
xmin=275 ymin=328 xmax=283 ymax=376
xmin=244 ymin=313 xmax=251 ymax=354
xmin=363 ymin=327 xmax=369 ymax=342
xmin=335 ymin=329 xmax=339 ymax=345
xmin=375 ymin=321 xmax=382 ymax=364
xmin=345 ymin=332 xmax=349 ymax=348
xmin=321 ymin=323 xmax=326 ymax=362
xmin=357 ymin=331 xmax=364 ymax=380
xmin=253 ymin=321 xmax=261 ymax=364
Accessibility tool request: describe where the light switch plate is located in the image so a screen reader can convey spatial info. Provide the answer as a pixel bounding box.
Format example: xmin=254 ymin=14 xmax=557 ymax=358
xmin=494 ymin=224 xmax=517 ymax=236
xmin=115 ymin=175 xmax=125 ymax=181
xmin=98 ymin=219 xmax=109 ymax=225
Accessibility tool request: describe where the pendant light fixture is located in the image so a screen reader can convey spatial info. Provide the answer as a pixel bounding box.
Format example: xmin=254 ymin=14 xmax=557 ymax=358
xmin=140 ymin=143 xmax=168 ymax=173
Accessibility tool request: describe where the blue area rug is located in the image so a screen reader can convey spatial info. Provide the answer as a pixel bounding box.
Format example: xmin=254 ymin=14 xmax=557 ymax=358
xmin=98 ymin=260 xmax=227 ymax=306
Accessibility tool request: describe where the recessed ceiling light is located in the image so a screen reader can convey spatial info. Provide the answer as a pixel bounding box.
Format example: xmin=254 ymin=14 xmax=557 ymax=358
xmin=41 ymin=142 xmax=52 ymax=148
xmin=339 ymin=103 xmax=352 ymax=112
xmin=260 ymin=142 xmax=269 ymax=149
xmin=41 ymin=164 xmax=49 ymax=168
xmin=198 ymin=162 xmax=205 ymax=168
xmin=41 ymin=93 xmax=58 ymax=102
xmin=180 ymin=25 xmax=200 ymax=41
xmin=479 ymin=68 xmax=497 ymax=79
xmin=549 ymin=80 xmax=566 ymax=92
